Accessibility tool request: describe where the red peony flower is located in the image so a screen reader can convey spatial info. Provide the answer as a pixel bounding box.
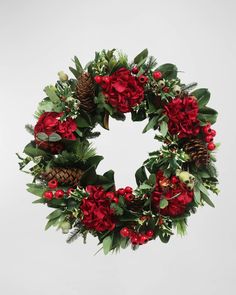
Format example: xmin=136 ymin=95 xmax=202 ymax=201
xmin=80 ymin=186 xmax=116 ymax=232
xmin=152 ymin=171 xmax=194 ymax=217
xmin=97 ymin=68 xmax=146 ymax=113
xmin=164 ymin=96 xmax=200 ymax=138
xmin=34 ymin=112 xmax=77 ymax=154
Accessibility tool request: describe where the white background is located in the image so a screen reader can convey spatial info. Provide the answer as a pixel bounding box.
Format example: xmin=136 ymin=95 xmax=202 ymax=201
xmin=0 ymin=0 xmax=235 ymax=294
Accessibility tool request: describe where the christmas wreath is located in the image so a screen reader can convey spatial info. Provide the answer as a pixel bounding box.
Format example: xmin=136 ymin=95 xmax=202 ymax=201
xmin=18 ymin=49 xmax=219 ymax=254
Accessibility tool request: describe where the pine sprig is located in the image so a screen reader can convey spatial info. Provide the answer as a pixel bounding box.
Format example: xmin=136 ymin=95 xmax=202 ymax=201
xmin=25 ymin=124 xmax=34 ymax=135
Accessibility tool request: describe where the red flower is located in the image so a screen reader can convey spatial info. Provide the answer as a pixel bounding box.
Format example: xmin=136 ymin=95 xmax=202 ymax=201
xmin=164 ymin=97 xmax=200 ymax=138
xmin=80 ymin=186 xmax=116 ymax=232
xmin=98 ymin=68 xmax=145 ymax=113
xmin=34 ymin=112 xmax=77 ymax=153
xmin=152 ymin=171 xmax=194 ymax=217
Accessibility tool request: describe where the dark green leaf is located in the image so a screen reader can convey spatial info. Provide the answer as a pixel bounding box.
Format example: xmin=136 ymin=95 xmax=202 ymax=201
xmin=142 ymin=116 xmax=158 ymax=133
xmin=46 ymin=209 xmax=62 ymax=220
xmin=157 ymin=64 xmax=178 ymax=79
xmin=27 ymin=183 xmax=46 ymax=197
xmin=134 ymin=49 xmax=148 ymax=66
xmin=191 ymin=88 xmax=210 ymax=108
xmin=201 ymin=193 xmax=215 ymax=208
xmin=23 ymin=142 xmax=50 ymax=157
xmin=135 ymin=166 xmax=147 ymax=186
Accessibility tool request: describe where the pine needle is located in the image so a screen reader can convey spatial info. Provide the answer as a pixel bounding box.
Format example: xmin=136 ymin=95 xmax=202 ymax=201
xmin=25 ymin=124 xmax=34 ymax=135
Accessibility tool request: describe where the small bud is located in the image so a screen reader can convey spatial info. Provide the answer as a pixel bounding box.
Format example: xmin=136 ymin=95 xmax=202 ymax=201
xmin=157 ymin=80 xmax=165 ymax=88
xmin=173 ymin=85 xmax=181 ymax=95
xmin=58 ymin=71 xmax=68 ymax=82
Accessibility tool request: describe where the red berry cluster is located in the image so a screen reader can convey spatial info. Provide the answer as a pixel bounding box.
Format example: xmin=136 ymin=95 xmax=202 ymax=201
xmin=201 ymin=123 xmax=216 ymax=151
xmin=43 ymin=179 xmax=74 ymax=200
xmin=120 ymin=227 xmax=154 ymax=245
xmin=105 ymin=186 xmax=135 ymax=203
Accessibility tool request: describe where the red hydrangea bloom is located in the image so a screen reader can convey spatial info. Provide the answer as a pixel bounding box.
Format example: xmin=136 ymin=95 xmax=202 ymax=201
xmin=80 ymin=186 xmax=116 ymax=232
xmin=152 ymin=171 xmax=194 ymax=217
xmin=34 ymin=112 xmax=77 ymax=154
xmin=164 ymin=96 xmax=200 ymax=138
xmin=98 ymin=68 xmax=146 ymax=113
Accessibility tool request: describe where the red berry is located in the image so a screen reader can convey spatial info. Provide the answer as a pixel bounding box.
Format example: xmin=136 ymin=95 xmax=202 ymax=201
xmin=139 ymin=235 xmax=149 ymax=245
xmin=43 ymin=191 xmax=53 ymax=200
xmin=207 ymin=142 xmax=216 ymax=151
xmin=125 ymin=186 xmax=133 ymax=193
xmin=112 ymin=197 xmax=119 ymax=204
xmin=125 ymin=193 xmax=134 ymax=202
xmin=106 ymin=192 xmax=115 ymax=200
xmin=153 ymin=71 xmax=162 ymax=80
xmin=202 ymin=124 xmax=212 ymax=135
xmin=48 ymin=179 xmax=58 ymax=189
xmin=138 ymin=75 xmax=148 ymax=84
xmin=67 ymin=188 xmax=75 ymax=195
xmin=117 ymin=188 xmax=125 ymax=196
xmin=120 ymin=227 xmax=130 ymax=237
xmin=131 ymin=236 xmax=139 ymax=245
xmin=211 ymin=129 xmax=216 ymax=137
xmin=102 ymin=76 xmax=110 ymax=84
xmin=94 ymin=75 xmax=102 ymax=84
xmin=171 ymin=176 xmax=179 ymax=184
xmin=54 ymin=189 xmax=64 ymax=199
xmin=146 ymin=230 xmax=154 ymax=238
xmin=132 ymin=66 xmax=139 ymax=74
xmin=205 ymin=135 xmax=213 ymax=143
xmin=163 ymin=86 xmax=169 ymax=93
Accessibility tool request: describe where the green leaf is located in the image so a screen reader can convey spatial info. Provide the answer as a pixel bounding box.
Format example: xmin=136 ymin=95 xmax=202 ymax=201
xmin=36 ymin=132 xmax=48 ymax=141
xmin=27 ymin=183 xmax=46 ymax=197
xmin=46 ymin=209 xmax=62 ymax=220
xmin=198 ymin=107 xmax=218 ymax=124
xmin=76 ymin=113 xmax=92 ymax=128
xmin=197 ymin=181 xmax=209 ymax=196
xmin=194 ymin=187 xmax=201 ymax=204
xmin=23 ymin=142 xmax=50 ymax=157
xmin=45 ymin=218 xmax=60 ymax=230
xmin=48 ymin=132 xmax=62 ymax=142
xmin=142 ymin=116 xmax=158 ymax=133
xmin=160 ymin=198 xmax=168 ymax=209
xmin=131 ymin=108 xmax=146 ymax=121
xmin=110 ymin=203 xmax=124 ymax=216
xmin=103 ymin=170 xmax=115 ymax=183
xmin=32 ymin=198 xmax=46 ymax=204
xmin=176 ymin=220 xmax=187 ymax=236
xmin=120 ymin=238 xmax=129 ymax=249
xmin=135 ymin=166 xmax=147 ymax=186
xmin=157 ymin=64 xmax=178 ymax=79
xmin=134 ymin=49 xmax=148 ymax=66
xmin=160 ymin=121 xmax=168 ymax=137
xmin=44 ymin=86 xmax=61 ymax=104
xmin=139 ymin=183 xmax=152 ymax=191
xmin=102 ymin=235 xmax=113 ymax=255
xmin=191 ymin=88 xmax=210 ymax=108
xmin=201 ymin=193 xmax=215 ymax=208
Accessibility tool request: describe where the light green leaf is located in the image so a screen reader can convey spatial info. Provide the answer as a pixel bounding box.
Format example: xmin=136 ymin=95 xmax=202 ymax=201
xmin=102 ymin=235 xmax=113 ymax=255
xmin=46 ymin=209 xmax=62 ymax=220
xmin=201 ymin=193 xmax=215 ymax=208
xmin=23 ymin=142 xmax=50 ymax=157
xmin=194 ymin=187 xmax=201 ymax=204
xmin=36 ymin=132 xmax=48 ymax=141
xmin=160 ymin=121 xmax=168 ymax=137
xmin=27 ymin=183 xmax=46 ymax=197
xmin=44 ymin=86 xmax=61 ymax=104
xmin=48 ymin=133 xmax=62 ymax=142
xmin=160 ymin=198 xmax=168 ymax=209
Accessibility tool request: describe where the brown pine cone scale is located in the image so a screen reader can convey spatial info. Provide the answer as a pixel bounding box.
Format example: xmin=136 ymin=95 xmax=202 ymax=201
xmin=42 ymin=167 xmax=84 ymax=186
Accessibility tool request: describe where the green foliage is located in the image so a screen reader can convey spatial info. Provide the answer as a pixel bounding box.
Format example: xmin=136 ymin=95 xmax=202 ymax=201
xmin=157 ymin=63 xmax=178 ymax=79
xmin=191 ymin=88 xmax=210 ymax=108
xmin=23 ymin=142 xmax=50 ymax=158
xmin=135 ymin=166 xmax=148 ymax=186
xmin=133 ymin=48 xmax=148 ymax=67
xmin=102 ymin=235 xmax=113 ymax=255
xmin=160 ymin=198 xmax=168 ymax=209
xmin=198 ymin=106 xmax=218 ymax=124
xmin=27 ymin=183 xmax=46 ymax=197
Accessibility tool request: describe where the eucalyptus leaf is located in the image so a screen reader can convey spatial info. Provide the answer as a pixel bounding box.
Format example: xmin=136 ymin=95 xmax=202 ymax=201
xmin=160 ymin=198 xmax=168 ymax=209
xmin=36 ymin=132 xmax=49 ymax=141
xmin=103 ymin=235 xmax=113 ymax=255
xmin=48 ymin=133 xmax=62 ymax=142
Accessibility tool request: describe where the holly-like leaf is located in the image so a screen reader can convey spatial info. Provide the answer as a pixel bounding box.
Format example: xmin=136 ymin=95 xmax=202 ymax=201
xmin=135 ymin=166 xmax=147 ymax=186
xmin=27 ymin=183 xmax=46 ymax=197
xmin=102 ymin=235 xmax=113 ymax=255
xmin=160 ymin=198 xmax=168 ymax=209
xmin=191 ymin=88 xmax=210 ymax=108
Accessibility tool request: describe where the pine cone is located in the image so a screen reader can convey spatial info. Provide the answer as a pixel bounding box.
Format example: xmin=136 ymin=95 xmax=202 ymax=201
xmin=42 ymin=167 xmax=84 ymax=186
xmin=76 ymin=72 xmax=96 ymax=113
xmin=183 ymin=138 xmax=210 ymax=167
